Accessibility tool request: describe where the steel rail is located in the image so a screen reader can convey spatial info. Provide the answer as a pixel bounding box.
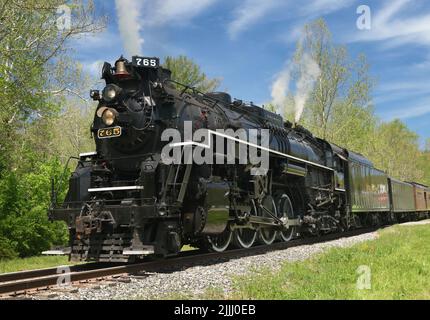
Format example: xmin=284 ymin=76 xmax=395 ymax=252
xmin=0 ymin=227 xmax=379 ymax=297
xmin=0 ymin=262 xmax=114 ymax=284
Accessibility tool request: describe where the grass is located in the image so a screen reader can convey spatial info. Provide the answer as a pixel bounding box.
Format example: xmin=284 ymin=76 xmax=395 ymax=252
xmin=228 ymin=224 xmax=430 ymax=299
xmin=191 ymin=223 xmax=430 ymax=300
xmin=0 ymin=256 xmax=73 ymax=274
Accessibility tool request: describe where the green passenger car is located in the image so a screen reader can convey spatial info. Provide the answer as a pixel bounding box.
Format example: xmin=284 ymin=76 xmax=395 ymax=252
xmin=347 ymin=151 xmax=390 ymax=213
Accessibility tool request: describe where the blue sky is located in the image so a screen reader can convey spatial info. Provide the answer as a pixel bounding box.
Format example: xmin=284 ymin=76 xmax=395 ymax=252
xmin=72 ymin=0 xmax=430 ymax=147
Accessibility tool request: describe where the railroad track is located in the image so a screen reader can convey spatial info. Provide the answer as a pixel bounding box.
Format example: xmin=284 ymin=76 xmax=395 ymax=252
xmin=0 ymin=226 xmax=379 ymax=298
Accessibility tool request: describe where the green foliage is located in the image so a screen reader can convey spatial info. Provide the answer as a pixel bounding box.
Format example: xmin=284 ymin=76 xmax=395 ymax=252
xmin=0 ymin=0 xmax=104 ymax=173
xmin=293 ymin=20 xmax=373 ymax=142
xmin=163 ymin=55 xmax=221 ymax=93
xmin=418 ymin=151 xmax=430 ymax=186
xmin=291 ymin=19 xmax=374 ymax=140
xmin=50 ymin=103 xmax=96 ymax=163
xmin=0 ymin=159 xmax=69 ymax=259
xmin=371 ymin=120 xmax=423 ymax=181
xmin=0 ymin=237 xmax=18 ymax=260
xmin=0 ymin=0 xmax=104 ymax=259
xmin=0 ymin=103 xmax=91 ymax=259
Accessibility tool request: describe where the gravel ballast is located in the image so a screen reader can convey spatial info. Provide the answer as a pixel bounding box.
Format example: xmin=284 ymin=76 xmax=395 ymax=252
xmin=35 ymin=231 xmax=380 ymax=300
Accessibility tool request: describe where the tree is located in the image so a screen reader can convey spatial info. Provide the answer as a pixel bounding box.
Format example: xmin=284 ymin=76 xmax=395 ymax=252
xmin=276 ymin=18 xmax=427 ymax=184
xmin=163 ymin=55 xmax=221 ymax=92
xmin=0 ymin=0 xmax=105 ymax=173
xmin=418 ymin=153 xmax=430 ymax=186
xmin=371 ymin=120 xmax=422 ymax=181
xmin=50 ymin=102 xmax=96 ymax=163
xmin=425 ymin=138 xmax=430 ymax=153
xmin=0 ymin=159 xmax=70 ymax=258
xmin=0 ymin=0 xmax=105 ymax=259
xmin=292 ymin=19 xmax=374 ymax=144
xmin=34 ymin=59 xmax=99 ymax=165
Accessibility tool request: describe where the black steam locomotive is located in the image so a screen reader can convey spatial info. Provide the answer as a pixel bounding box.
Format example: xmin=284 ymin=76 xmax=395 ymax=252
xmin=48 ymin=56 xmax=429 ymax=262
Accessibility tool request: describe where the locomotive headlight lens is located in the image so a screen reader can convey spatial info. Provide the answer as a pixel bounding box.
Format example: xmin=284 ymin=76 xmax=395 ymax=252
xmin=102 ymin=108 xmax=116 ymax=126
xmin=102 ymin=84 xmax=120 ymax=102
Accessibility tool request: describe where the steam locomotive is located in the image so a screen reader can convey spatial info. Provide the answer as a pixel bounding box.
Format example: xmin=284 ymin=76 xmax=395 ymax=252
xmin=48 ymin=56 xmax=430 ymax=262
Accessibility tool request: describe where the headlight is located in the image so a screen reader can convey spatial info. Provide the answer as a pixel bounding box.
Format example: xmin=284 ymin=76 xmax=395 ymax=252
xmin=102 ymin=84 xmax=120 ymax=102
xmin=102 ymin=108 xmax=116 ymax=126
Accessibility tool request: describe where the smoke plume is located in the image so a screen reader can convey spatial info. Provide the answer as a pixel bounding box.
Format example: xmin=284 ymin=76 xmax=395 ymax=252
xmin=115 ymin=0 xmax=144 ymax=56
xmin=293 ymin=53 xmax=320 ymax=123
xmin=271 ymin=49 xmax=320 ymax=124
xmin=271 ymin=62 xmax=292 ymax=116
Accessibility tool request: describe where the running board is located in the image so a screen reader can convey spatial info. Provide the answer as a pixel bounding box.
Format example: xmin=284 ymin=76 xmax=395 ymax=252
xmin=79 ymin=151 xmax=97 ymax=159
xmin=123 ymin=246 xmax=155 ymax=256
xmin=42 ymin=248 xmax=71 ymax=255
xmin=88 ymin=186 xmax=144 ymax=192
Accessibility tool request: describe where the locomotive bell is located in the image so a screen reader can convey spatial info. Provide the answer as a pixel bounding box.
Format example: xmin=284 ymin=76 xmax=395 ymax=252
xmin=114 ymin=56 xmax=130 ymax=78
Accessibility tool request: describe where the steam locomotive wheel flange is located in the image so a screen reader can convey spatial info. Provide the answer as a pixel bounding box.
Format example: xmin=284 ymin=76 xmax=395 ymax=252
xmin=277 ymin=194 xmax=296 ymax=242
xmin=233 ymin=228 xmax=257 ymax=249
xmin=257 ymin=196 xmax=277 ymax=245
xmin=232 ymin=201 xmax=258 ymax=248
xmin=206 ymin=227 xmax=233 ymax=253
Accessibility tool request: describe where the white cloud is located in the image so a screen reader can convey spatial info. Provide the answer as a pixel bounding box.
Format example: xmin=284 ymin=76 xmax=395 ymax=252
xmin=143 ymin=0 xmax=217 ymax=26
xmin=228 ymin=0 xmax=356 ymax=40
xmin=71 ymin=31 xmax=117 ymax=51
xmin=352 ymin=0 xmax=430 ymax=47
xmin=113 ymin=0 xmax=216 ymax=56
xmin=227 ymin=0 xmax=283 ymax=39
xmin=413 ymin=59 xmax=430 ymax=70
xmin=300 ymin=0 xmax=357 ymax=16
xmin=382 ymin=103 xmax=430 ymax=120
xmin=378 ymin=81 xmax=430 ymax=93
xmin=372 ymin=79 xmax=430 ymax=106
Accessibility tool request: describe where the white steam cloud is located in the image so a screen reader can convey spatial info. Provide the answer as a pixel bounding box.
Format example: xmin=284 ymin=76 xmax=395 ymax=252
xmin=271 ymin=49 xmax=320 ymax=124
xmin=115 ymin=0 xmax=144 ymax=56
xmin=293 ymin=53 xmax=320 ymax=123
xmin=271 ymin=62 xmax=292 ymax=116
